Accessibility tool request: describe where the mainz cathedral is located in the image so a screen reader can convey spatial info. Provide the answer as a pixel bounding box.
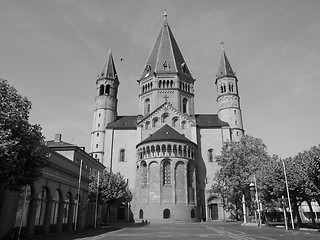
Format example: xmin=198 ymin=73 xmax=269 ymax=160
xmin=90 ymin=12 xmax=244 ymax=222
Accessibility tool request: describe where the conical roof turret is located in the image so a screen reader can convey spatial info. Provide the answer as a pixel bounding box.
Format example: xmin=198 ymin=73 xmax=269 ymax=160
xmin=99 ymin=50 xmax=119 ymax=83
xmin=216 ymin=45 xmax=236 ymax=83
xmin=139 ymin=11 xmax=193 ymax=80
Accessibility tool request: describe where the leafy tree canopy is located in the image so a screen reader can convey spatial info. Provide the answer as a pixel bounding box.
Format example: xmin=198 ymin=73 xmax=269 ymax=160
xmin=211 ymin=135 xmax=270 ymax=217
xmin=88 ymin=170 xmax=132 ymax=205
xmin=0 ymin=78 xmax=48 ymax=191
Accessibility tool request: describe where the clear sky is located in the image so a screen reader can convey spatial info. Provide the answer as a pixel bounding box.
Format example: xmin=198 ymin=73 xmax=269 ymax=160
xmin=1 ymin=0 xmax=319 ymax=158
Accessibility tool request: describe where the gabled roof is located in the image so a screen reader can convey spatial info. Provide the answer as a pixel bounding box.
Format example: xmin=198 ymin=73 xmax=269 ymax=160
xmin=216 ymin=48 xmax=236 ymax=83
xmin=137 ymin=124 xmax=195 ymax=147
xmin=139 ymin=12 xmax=193 ymax=80
xmin=106 ymin=116 xmax=137 ymax=129
xmin=137 ymin=102 xmax=195 ymax=125
xmin=195 ymin=114 xmax=229 ymax=128
xmin=98 ymin=50 xmax=119 ymax=83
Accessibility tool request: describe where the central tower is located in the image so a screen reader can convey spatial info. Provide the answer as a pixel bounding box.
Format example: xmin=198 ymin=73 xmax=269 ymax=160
xmin=137 ymin=11 xmax=195 ymax=117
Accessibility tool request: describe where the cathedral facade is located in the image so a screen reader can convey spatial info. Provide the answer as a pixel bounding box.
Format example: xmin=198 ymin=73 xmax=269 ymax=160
xmin=90 ymin=12 xmax=244 ymax=222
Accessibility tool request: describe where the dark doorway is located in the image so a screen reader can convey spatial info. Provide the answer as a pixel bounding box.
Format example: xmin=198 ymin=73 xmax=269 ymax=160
xmin=210 ymin=204 xmax=218 ymax=220
xmin=139 ymin=209 xmax=143 ymax=219
xmin=163 ymin=209 xmax=170 ymax=219
xmin=117 ymin=204 xmax=125 ymax=220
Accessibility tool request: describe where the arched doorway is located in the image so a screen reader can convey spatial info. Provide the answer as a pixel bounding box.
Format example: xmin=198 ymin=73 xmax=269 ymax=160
xmin=208 ymin=196 xmax=219 ymax=220
xmin=163 ymin=209 xmax=170 ymax=219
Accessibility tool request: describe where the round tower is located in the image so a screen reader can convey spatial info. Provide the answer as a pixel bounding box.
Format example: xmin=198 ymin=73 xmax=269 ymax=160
xmin=90 ymin=50 xmax=119 ymax=163
xmin=215 ymin=44 xmax=244 ymax=141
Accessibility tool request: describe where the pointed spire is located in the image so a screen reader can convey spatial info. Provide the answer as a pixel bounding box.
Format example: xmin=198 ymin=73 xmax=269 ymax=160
xmin=139 ymin=12 xmax=193 ymax=80
xmin=216 ymin=43 xmax=236 ymax=80
xmin=100 ymin=50 xmax=118 ymax=81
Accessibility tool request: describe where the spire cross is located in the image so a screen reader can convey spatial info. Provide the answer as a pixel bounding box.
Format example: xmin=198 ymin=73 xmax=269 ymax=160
xmin=163 ymin=94 xmax=169 ymax=102
xmin=220 ymin=41 xmax=225 ymax=50
xmin=164 ymin=9 xmax=167 ymax=22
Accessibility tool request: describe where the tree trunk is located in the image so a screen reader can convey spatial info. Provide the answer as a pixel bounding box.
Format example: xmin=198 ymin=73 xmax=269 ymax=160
xmin=306 ymin=199 xmax=317 ymax=228
xmin=292 ymin=196 xmax=302 ymax=228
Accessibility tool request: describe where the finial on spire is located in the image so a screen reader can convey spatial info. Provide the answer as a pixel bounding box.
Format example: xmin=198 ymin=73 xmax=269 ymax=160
xmin=164 ymin=9 xmax=167 ymax=22
xmin=220 ymin=41 xmax=225 ymax=50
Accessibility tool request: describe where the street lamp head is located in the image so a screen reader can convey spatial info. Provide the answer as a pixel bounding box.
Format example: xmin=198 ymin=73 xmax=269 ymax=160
xmin=249 ymin=182 xmax=255 ymax=191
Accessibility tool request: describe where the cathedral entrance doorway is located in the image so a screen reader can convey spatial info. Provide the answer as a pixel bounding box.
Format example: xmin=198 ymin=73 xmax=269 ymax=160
xmin=209 ymin=203 xmax=219 ymax=220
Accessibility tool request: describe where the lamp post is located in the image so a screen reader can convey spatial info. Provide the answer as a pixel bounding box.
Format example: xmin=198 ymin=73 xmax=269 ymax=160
xmin=281 ymin=158 xmax=294 ymax=230
xmin=249 ymin=182 xmax=257 ymax=222
xmin=249 ymin=175 xmax=262 ymax=225
xmin=254 ymin=175 xmax=262 ymax=226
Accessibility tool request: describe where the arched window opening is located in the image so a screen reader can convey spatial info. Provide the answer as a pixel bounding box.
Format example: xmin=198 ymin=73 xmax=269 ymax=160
xmin=51 ymin=190 xmax=61 ymax=225
xmin=178 ymin=145 xmax=182 ymax=156
xmin=223 ymin=84 xmax=226 ymax=93
xmin=159 ymin=80 xmax=162 ymax=88
xmin=151 ymin=145 xmax=155 ymax=157
xmin=141 ymin=162 xmax=147 ymax=188
xmin=167 ymin=145 xmax=172 ymax=156
xmin=161 ymin=144 xmax=166 ymax=156
xmin=161 ymin=113 xmax=169 ymax=123
xmin=35 ymin=187 xmax=48 ymax=226
xmin=172 ymin=117 xmax=179 ymax=127
xmin=152 ymin=118 xmax=159 ymax=127
xmin=145 ymin=121 xmax=150 ymax=130
xmin=99 ymin=85 xmax=104 ymax=95
xmin=144 ymin=99 xmax=150 ymax=115
xmin=14 ymin=185 xmax=32 ymax=227
xmin=183 ymin=146 xmax=187 ymax=157
xmin=188 ymin=85 xmax=190 ymax=92
xmin=229 ymin=82 xmax=234 ymax=92
xmin=220 ymin=85 xmax=223 ymax=93
xmin=182 ymin=98 xmax=188 ymax=114
xmin=139 ymin=209 xmax=144 ymax=219
xmin=105 ymin=85 xmax=111 ymax=95
xmin=62 ymin=192 xmax=72 ymax=224
xmin=146 ymin=146 xmax=150 ymax=158
xmin=120 ymin=149 xmax=125 ymax=162
xmin=173 ymin=145 xmax=177 ymax=156
xmin=181 ymin=121 xmax=186 ymax=129
xmin=163 ymin=209 xmax=170 ymax=219
xmin=163 ymin=161 xmax=171 ymax=185
xmin=170 ymin=80 xmax=174 ymax=88
xmin=208 ymin=149 xmax=214 ymax=162
xmin=156 ymin=145 xmax=161 ymax=156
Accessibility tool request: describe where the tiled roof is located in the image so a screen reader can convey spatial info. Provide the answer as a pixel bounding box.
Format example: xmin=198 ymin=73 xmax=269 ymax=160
xmin=139 ymin=14 xmax=193 ymax=80
xmin=45 ymin=140 xmax=75 ymax=147
xmin=216 ymin=50 xmax=236 ymax=82
xmin=195 ymin=114 xmax=229 ymax=128
xmin=137 ymin=124 xmax=195 ymax=147
xmin=106 ymin=116 xmax=137 ymax=129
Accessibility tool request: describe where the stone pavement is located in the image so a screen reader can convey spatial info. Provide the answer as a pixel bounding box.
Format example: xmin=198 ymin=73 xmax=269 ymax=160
xmin=33 ymin=222 xmax=147 ymax=240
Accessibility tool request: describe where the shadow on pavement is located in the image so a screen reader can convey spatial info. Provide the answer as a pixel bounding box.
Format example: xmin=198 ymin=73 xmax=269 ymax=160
xmin=33 ymin=222 xmax=150 ymax=240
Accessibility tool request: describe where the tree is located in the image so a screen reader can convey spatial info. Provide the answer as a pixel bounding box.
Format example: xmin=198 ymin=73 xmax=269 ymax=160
xmin=0 ymin=79 xmax=48 ymax=192
xmin=88 ymin=170 xmax=132 ymax=222
xmin=211 ymin=135 xmax=270 ymax=220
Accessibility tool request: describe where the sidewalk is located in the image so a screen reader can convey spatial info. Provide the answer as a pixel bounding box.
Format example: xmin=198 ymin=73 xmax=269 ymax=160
xmin=34 ymin=222 xmax=146 ymax=240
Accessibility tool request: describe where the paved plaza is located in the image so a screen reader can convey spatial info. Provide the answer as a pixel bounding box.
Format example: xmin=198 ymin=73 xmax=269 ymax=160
xmin=36 ymin=221 xmax=320 ymax=240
